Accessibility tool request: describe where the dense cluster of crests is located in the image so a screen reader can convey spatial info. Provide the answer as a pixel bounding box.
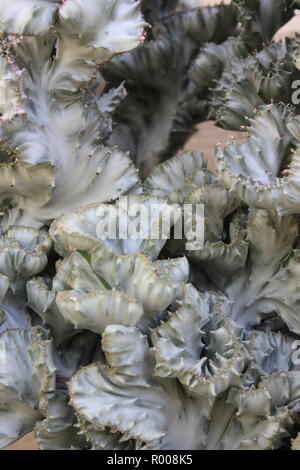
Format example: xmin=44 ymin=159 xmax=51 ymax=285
xmin=1 ymin=0 xmax=300 ymax=451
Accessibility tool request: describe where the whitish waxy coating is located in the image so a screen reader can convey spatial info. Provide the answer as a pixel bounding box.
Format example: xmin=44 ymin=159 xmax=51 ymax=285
xmin=30 ymin=197 xmax=189 ymax=335
xmin=209 ymin=40 xmax=296 ymax=130
xmin=69 ymin=291 xmax=300 ymax=450
xmin=0 ymin=328 xmax=55 ymax=448
xmin=0 ymin=227 xmax=51 ymax=280
xmin=145 ymin=151 xmax=239 ymax=232
xmin=1 ymin=1 xmax=148 ymax=95
xmin=216 ymin=104 xmax=300 ymax=215
xmin=0 ymin=0 xmax=147 ymax=227
xmin=224 ymin=210 xmax=300 ymax=334
xmin=0 ymin=227 xmax=52 ymax=333
xmin=152 ymin=286 xmax=246 ymax=397
xmin=0 ymin=327 xmax=87 ymax=449
xmin=144 ymin=151 xmax=217 ymax=202
xmin=69 ymin=324 xmax=214 ymax=450
xmin=146 ymin=151 xmax=300 ymax=335
xmin=0 ymin=1 xmax=147 ymax=63
xmin=59 ymin=0 xmax=147 ymax=52
xmin=46 ymin=237 xmax=188 ymax=332
xmin=0 ymin=0 xmax=58 ymax=35
xmin=145 ymin=151 xmax=245 ymax=283
xmin=69 ymin=325 xmax=204 ymax=450
xmin=1 ymin=0 xmax=300 ymax=452
xmin=50 ymin=196 xmax=182 ymax=260
xmin=54 ymin=251 xmax=188 ymax=332
xmin=0 ymin=52 xmax=140 ymax=226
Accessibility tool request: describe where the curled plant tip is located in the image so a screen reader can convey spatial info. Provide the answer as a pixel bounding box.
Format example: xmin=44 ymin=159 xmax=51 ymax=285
xmin=144 ymin=150 xmax=238 ymax=237
xmin=0 ymin=326 xmax=87 ymax=450
xmin=56 ymin=288 xmax=144 ymax=335
xmin=0 ymin=53 xmax=140 ymax=224
xmin=2 ymin=0 xmax=300 ymax=453
xmin=238 ymin=324 xmax=300 ymax=419
xmin=0 ymin=0 xmax=59 ymax=35
xmin=0 ymin=327 xmax=56 ymax=448
xmin=0 ymin=226 xmax=52 ymax=331
xmin=145 ymin=151 xmax=246 ymax=285
xmin=0 ymin=1 xmax=148 ymax=92
xmin=50 ymin=196 xmax=181 ymax=260
xmin=144 ymin=151 xmax=217 ymax=202
xmin=183 ymin=173 xmax=245 ymax=286
xmin=187 ymin=211 xmax=249 ymax=288
xmin=0 ymin=0 xmax=146 ymax=227
xmin=53 ymin=0 xmax=149 ymax=94
xmin=154 ymin=257 xmax=189 ymax=285
xmin=185 ymin=184 xmax=240 ymax=241
xmin=0 ymin=133 xmax=139 ymax=227
xmin=224 ymin=376 xmax=294 ymax=450
xmin=69 ymin=322 xmax=297 ymax=450
xmin=216 ymin=103 xmax=300 ymax=215
xmin=0 ymin=330 xmax=47 ymax=448
xmin=27 ymin=276 xmax=76 ymax=344
xmin=152 ymin=286 xmax=246 ymax=397
xmin=38 ymin=234 xmax=188 ymax=334
xmin=34 ymin=392 xmax=89 ymax=450
xmin=224 ymin=210 xmax=300 ymax=333
xmin=210 ymin=40 xmax=298 ymax=130
xmin=0 ymin=227 xmax=51 ymax=283
xmin=105 ymin=3 xmax=237 ymax=175
xmin=246 ymin=329 xmax=300 ymax=381
xmin=190 ymin=36 xmax=250 ymax=91
xmin=58 ymin=0 xmax=148 ymax=54
xmin=3 ymin=226 xmax=52 ymax=253
xmin=69 ymin=325 xmax=206 ymax=450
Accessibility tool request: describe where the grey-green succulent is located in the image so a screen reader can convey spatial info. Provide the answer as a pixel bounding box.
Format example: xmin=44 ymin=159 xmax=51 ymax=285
xmin=1 ymin=0 xmax=300 ymax=452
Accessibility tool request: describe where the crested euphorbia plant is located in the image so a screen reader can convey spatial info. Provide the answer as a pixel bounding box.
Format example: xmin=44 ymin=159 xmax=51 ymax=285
xmin=1 ymin=0 xmax=300 ymax=451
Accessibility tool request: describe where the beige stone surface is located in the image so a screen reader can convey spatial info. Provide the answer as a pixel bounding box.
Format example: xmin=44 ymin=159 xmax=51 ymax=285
xmin=5 ymin=432 xmax=38 ymax=451
xmin=182 ymin=121 xmax=246 ymax=171
xmin=273 ymin=10 xmax=300 ymax=41
xmin=200 ymin=0 xmax=300 ymax=41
